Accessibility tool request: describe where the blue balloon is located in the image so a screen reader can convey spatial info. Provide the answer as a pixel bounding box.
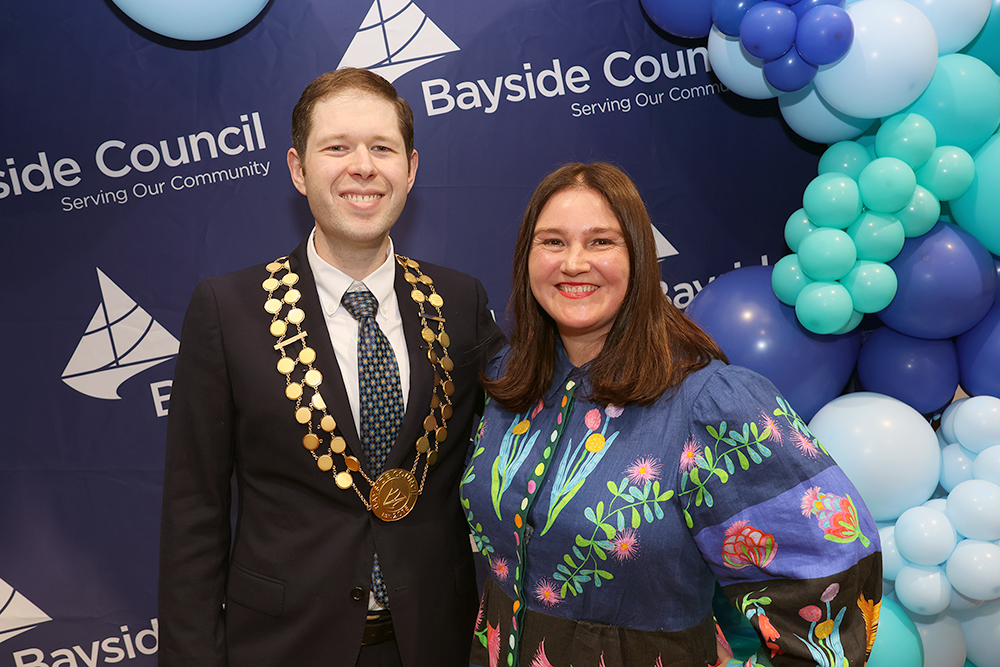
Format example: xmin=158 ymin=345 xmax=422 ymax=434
xmin=740 ymin=1 xmax=798 ymax=61
xmin=956 ymin=273 xmax=1000 ymax=398
xmin=641 ymin=0 xmax=714 ymax=38
xmin=857 ymin=327 xmax=959 ymax=415
xmin=789 ymin=0 xmax=845 ymax=20
xmin=795 ymin=4 xmax=854 ymax=66
xmin=712 ymin=0 xmax=766 ymax=37
xmin=686 ymin=265 xmax=860 ymax=421
xmin=110 ymin=0 xmax=268 ymax=41
xmin=762 ymin=46 xmax=817 ymax=91
xmin=880 ymin=222 xmax=998 ymax=339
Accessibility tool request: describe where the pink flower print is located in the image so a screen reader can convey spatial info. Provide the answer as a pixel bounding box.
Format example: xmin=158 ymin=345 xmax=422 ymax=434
xmin=791 ymin=429 xmax=819 ymax=458
xmin=584 ymin=408 xmax=602 ymax=431
xmin=759 ymin=412 xmax=782 ymax=445
xmin=680 ymin=436 xmax=702 ymax=472
xmin=529 ymin=640 xmax=554 ymax=667
xmin=799 ymin=605 xmax=823 ymax=623
xmin=654 ymin=657 xmax=663 ymax=667
xmin=626 ymin=457 xmax=662 ymax=485
xmin=491 ymin=557 xmax=509 ymax=582
xmin=802 ymin=487 xmax=871 ymax=547
xmin=611 ymin=528 xmax=640 ymax=561
xmin=721 ymin=520 xmax=778 ymax=569
xmin=534 ymin=578 xmax=561 ymax=607
xmin=475 ymin=595 xmax=485 ymax=630
xmin=821 ymin=582 xmax=840 ymax=603
xmin=487 ymin=620 xmax=500 ymax=667
xmin=801 ymin=486 xmax=822 ymax=517
xmin=531 ymin=399 xmax=544 ymax=419
xmin=605 ymin=404 xmax=624 ymax=418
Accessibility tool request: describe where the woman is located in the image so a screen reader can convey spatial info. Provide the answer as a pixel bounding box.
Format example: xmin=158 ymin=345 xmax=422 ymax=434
xmin=460 ymin=163 xmax=881 ymax=667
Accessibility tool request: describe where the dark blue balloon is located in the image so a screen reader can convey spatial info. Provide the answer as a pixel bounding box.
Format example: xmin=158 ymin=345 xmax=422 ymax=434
xmin=789 ymin=0 xmax=845 ymax=20
xmin=880 ymin=222 xmax=998 ymax=339
xmin=762 ymin=46 xmax=817 ymax=92
xmin=857 ymin=327 xmax=959 ymax=415
xmin=685 ymin=265 xmax=861 ymax=421
xmin=795 ymin=5 xmax=854 ymax=66
xmin=956 ymin=259 xmax=1000 ymax=398
xmin=740 ymin=1 xmax=798 ymax=61
xmin=641 ymin=0 xmax=713 ymax=38
xmin=712 ymin=0 xmax=766 ymax=38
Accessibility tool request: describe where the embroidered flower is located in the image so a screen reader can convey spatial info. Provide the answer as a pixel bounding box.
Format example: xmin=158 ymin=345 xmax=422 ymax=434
xmin=821 ymin=583 xmax=840 ymax=603
xmin=584 ymin=408 xmax=602 ymax=431
xmin=491 ymin=556 xmax=509 ymax=582
xmin=529 ymin=640 xmax=554 ymax=667
xmin=799 ymin=605 xmax=822 ymax=623
xmin=487 ymin=620 xmax=500 ymax=667
xmin=759 ymin=412 xmax=782 ymax=445
xmin=801 ymin=487 xmax=822 ymax=517
xmin=531 ymin=399 xmax=544 ymax=419
xmin=626 ymin=457 xmax=662 ymax=485
xmin=722 ymin=520 xmax=778 ymax=569
xmin=816 ymin=619 xmax=835 ymax=640
xmin=679 ymin=436 xmax=702 ymax=472
xmin=534 ymin=578 xmax=561 ymax=607
xmin=511 ymin=419 xmax=531 ymax=435
xmin=611 ymin=528 xmax=640 ymax=561
xmin=757 ymin=613 xmax=780 ymax=643
xmin=802 ymin=487 xmax=871 ymax=547
xmin=605 ymin=404 xmax=624 ymax=418
xmin=585 ymin=432 xmax=606 ymax=453
xmin=791 ymin=429 xmax=819 ymax=458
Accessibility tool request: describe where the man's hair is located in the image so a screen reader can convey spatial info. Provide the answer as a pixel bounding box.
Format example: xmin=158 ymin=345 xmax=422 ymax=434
xmin=483 ymin=162 xmax=727 ymax=412
xmin=291 ymin=68 xmax=415 ymax=168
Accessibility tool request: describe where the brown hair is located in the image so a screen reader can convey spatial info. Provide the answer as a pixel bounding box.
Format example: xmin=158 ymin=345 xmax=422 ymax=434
xmin=290 ymin=68 xmax=415 ymax=169
xmin=483 ymin=162 xmax=727 ymax=412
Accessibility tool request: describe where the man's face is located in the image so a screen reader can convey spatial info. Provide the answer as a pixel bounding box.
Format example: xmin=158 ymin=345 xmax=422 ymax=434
xmin=287 ymin=90 xmax=417 ymax=264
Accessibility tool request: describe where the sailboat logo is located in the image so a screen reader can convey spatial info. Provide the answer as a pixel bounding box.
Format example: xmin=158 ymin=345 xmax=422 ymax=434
xmin=337 ymin=0 xmax=460 ymax=83
xmin=61 ymin=268 xmax=179 ymax=400
xmin=654 ymin=226 xmax=679 ymax=260
xmin=0 ymin=578 xmax=51 ymax=645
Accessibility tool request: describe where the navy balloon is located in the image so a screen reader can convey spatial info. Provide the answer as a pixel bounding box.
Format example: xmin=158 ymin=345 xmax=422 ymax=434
xmin=712 ymin=0 xmax=766 ymax=37
xmin=795 ymin=5 xmax=854 ymax=66
xmin=789 ymin=0 xmax=845 ymax=20
xmin=740 ymin=1 xmax=798 ymax=61
xmin=879 ymin=222 xmax=998 ymax=339
xmin=686 ymin=266 xmax=860 ymax=421
xmin=956 ymin=260 xmax=1000 ymax=398
xmin=641 ymin=0 xmax=714 ymax=38
xmin=763 ymin=47 xmax=817 ymax=92
xmin=857 ymin=327 xmax=959 ymax=415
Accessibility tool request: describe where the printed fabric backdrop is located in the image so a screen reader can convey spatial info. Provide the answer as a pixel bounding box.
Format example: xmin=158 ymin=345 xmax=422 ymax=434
xmin=0 ymin=0 xmax=825 ymax=664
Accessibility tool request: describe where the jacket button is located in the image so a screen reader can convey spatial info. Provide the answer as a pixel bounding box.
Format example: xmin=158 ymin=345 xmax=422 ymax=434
xmin=350 ymin=587 xmax=365 ymax=601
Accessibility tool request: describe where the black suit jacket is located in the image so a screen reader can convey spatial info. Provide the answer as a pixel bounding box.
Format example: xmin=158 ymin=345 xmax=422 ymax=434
xmin=158 ymin=238 xmax=504 ymax=666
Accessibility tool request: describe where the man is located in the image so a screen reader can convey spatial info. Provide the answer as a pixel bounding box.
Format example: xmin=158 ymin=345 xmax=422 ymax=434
xmin=158 ymin=68 xmax=504 ymax=667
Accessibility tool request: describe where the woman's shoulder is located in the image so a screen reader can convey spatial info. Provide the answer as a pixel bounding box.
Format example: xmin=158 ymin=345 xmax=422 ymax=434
xmin=484 ymin=345 xmax=513 ymax=381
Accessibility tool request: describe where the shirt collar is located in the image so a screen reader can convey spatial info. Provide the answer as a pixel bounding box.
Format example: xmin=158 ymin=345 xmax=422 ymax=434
xmin=306 ymin=227 xmax=397 ymax=316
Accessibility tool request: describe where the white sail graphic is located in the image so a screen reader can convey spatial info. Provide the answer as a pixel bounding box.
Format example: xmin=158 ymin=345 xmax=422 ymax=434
xmin=61 ymin=268 xmax=179 ymax=400
xmin=653 ymin=225 xmax=679 ymax=260
xmin=0 ymin=578 xmax=51 ymax=645
xmin=338 ymin=0 xmax=459 ymax=83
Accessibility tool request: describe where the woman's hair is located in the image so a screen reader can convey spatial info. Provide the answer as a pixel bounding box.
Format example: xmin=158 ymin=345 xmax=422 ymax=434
xmin=483 ymin=162 xmax=727 ymax=412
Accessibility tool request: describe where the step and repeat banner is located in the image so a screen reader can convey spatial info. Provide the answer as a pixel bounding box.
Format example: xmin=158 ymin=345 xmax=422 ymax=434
xmin=0 ymin=1 xmax=821 ymax=663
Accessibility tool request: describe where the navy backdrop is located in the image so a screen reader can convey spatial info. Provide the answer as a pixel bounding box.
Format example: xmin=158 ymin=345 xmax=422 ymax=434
xmin=0 ymin=1 xmax=822 ymax=663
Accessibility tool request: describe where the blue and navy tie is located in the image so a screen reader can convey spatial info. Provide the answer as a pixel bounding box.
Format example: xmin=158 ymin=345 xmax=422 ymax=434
xmin=341 ymin=289 xmax=403 ymax=608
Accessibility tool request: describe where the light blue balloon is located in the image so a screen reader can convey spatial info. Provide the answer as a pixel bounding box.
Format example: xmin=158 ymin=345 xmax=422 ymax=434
xmin=946 ymin=539 xmax=1000 ymax=600
xmin=846 ymin=211 xmax=906 ymax=262
xmin=879 ymin=525 xmax=909 ymax=580
xmin=895 ymin=564 xmax=953 ymax=615
xmin=952 ymin=133 xmax=1000 ymax=255
xmin=941 ymin=398 xmax=970 ymax=444
xmin=896 ymin=185 xmax=942 ymax=238
xmin=905 ymin=53 xmax=1000 ymax=155
xmin=866 ymin=597 xmax=924 ymax=667
xmin=784 ymin=208 xmax=818 ymax=251
xmin=942 ymin=443 xmax=977 ymax=492
xmin=894 ymin=506 xmax=958 ymax=565
xmin=973 ymin=444 xmax=1000 ymax=487
xmin=110 ymin=0 xmax=268 ymax=41
xmin=797 ymin=227 xmax=858 ymax=280
xmin=802 ymin=172 xmax=863 ymax=228
xmin=916 ymin=146 xmax=976 ymax=201
xmin=771 ymin=254 xmax=814 ymax=305
xmin=819 ymin=140 xmax=872 ymax=180
xmin=960 ymin=597 xmax=1000 ymax=667
xmin=859 ymin=157 xmax=918 ymax=212
xmin=778 ymin=82 xmax=876 ymax=143
xmin=838 ymin=259 xmax=897 ymax=313
xmin=946 ymin=479 xmax=1000 ymax=540
xmin=794 ymin=280 xmax=854 ymax=333
xmin=875 ymin=112 xmax=937 ymax=170
xmin=953 ymin=395 xmax=1000 ymax=454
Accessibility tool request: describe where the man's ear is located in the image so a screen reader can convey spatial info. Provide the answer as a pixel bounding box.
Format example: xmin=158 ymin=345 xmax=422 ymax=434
xmin=287 ymin=148 xmax=307 ymax=196
xmin=406 ymin=149 xmax=418 ymax=193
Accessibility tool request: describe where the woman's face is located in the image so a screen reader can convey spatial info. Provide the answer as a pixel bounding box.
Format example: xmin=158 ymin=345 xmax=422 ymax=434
xmin=528 ymin=187 xmax=630 ymax=358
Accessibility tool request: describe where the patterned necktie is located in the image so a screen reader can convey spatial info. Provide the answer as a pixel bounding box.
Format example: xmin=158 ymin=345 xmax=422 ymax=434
xmin=341 ymin=289 xmax=403 ymax=608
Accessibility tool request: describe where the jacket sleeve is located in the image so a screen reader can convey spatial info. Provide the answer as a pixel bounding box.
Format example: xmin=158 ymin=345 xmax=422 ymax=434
xmin=158 ymin=279 xmax=235 ymax=666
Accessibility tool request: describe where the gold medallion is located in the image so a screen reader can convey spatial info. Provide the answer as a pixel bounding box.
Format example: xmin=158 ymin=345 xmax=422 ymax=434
xmin=263 ymin=277 xmax=280 ymax=291
xmin=277 ymin=357 xmax=295 ymax=375
xmin=303 ymin=433 xmax=320 ymax=451
xmin=370 ymin=468 xmax=419 ymax=521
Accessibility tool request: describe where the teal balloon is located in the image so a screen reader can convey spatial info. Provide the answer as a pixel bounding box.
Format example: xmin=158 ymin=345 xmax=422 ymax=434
xmin=771 ymin=254 xmax=814 ymax=305
xmin=905 ymin=53 xmax=1000 ymax=155
xmin=866 ymin=597 xmax=924 ymax=667
xmin=839 ymin=260 xmax=897 ymax=313
xmin=859 ymin=157 xmax=917 ymax=212
xmin=802 ymin=172 xmax=863 ymax=228
xmin=896 ymin=185 xmax=942 ymax=237
xmin=875 ymin=112 xmax=937 ymax=170
xmin=795 ymin=281 xmax=854 ymax=334
xmin=798 ymin=227 xmax=858 ymax=280
xmin=784 ymin=208 xmax=818 ymax=252
xmin=952 ymin=133 xmax=1000 ymax=255
xmin=832 ymin=308 xmax=864 ymax=334
xmin=847 ymin=210 xmax=906 ymax=262
xmin=819 ymin=140 xmax=873 ymax=181
xmin=916 ymin=146 xmax=976 ymax=201
xmin=962 ymin=0 xmax=1000 ymax=75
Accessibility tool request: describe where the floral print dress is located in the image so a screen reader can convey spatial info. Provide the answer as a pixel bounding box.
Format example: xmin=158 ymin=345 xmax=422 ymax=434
xmin=460 ymin=347 xmax=881 ymax=667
